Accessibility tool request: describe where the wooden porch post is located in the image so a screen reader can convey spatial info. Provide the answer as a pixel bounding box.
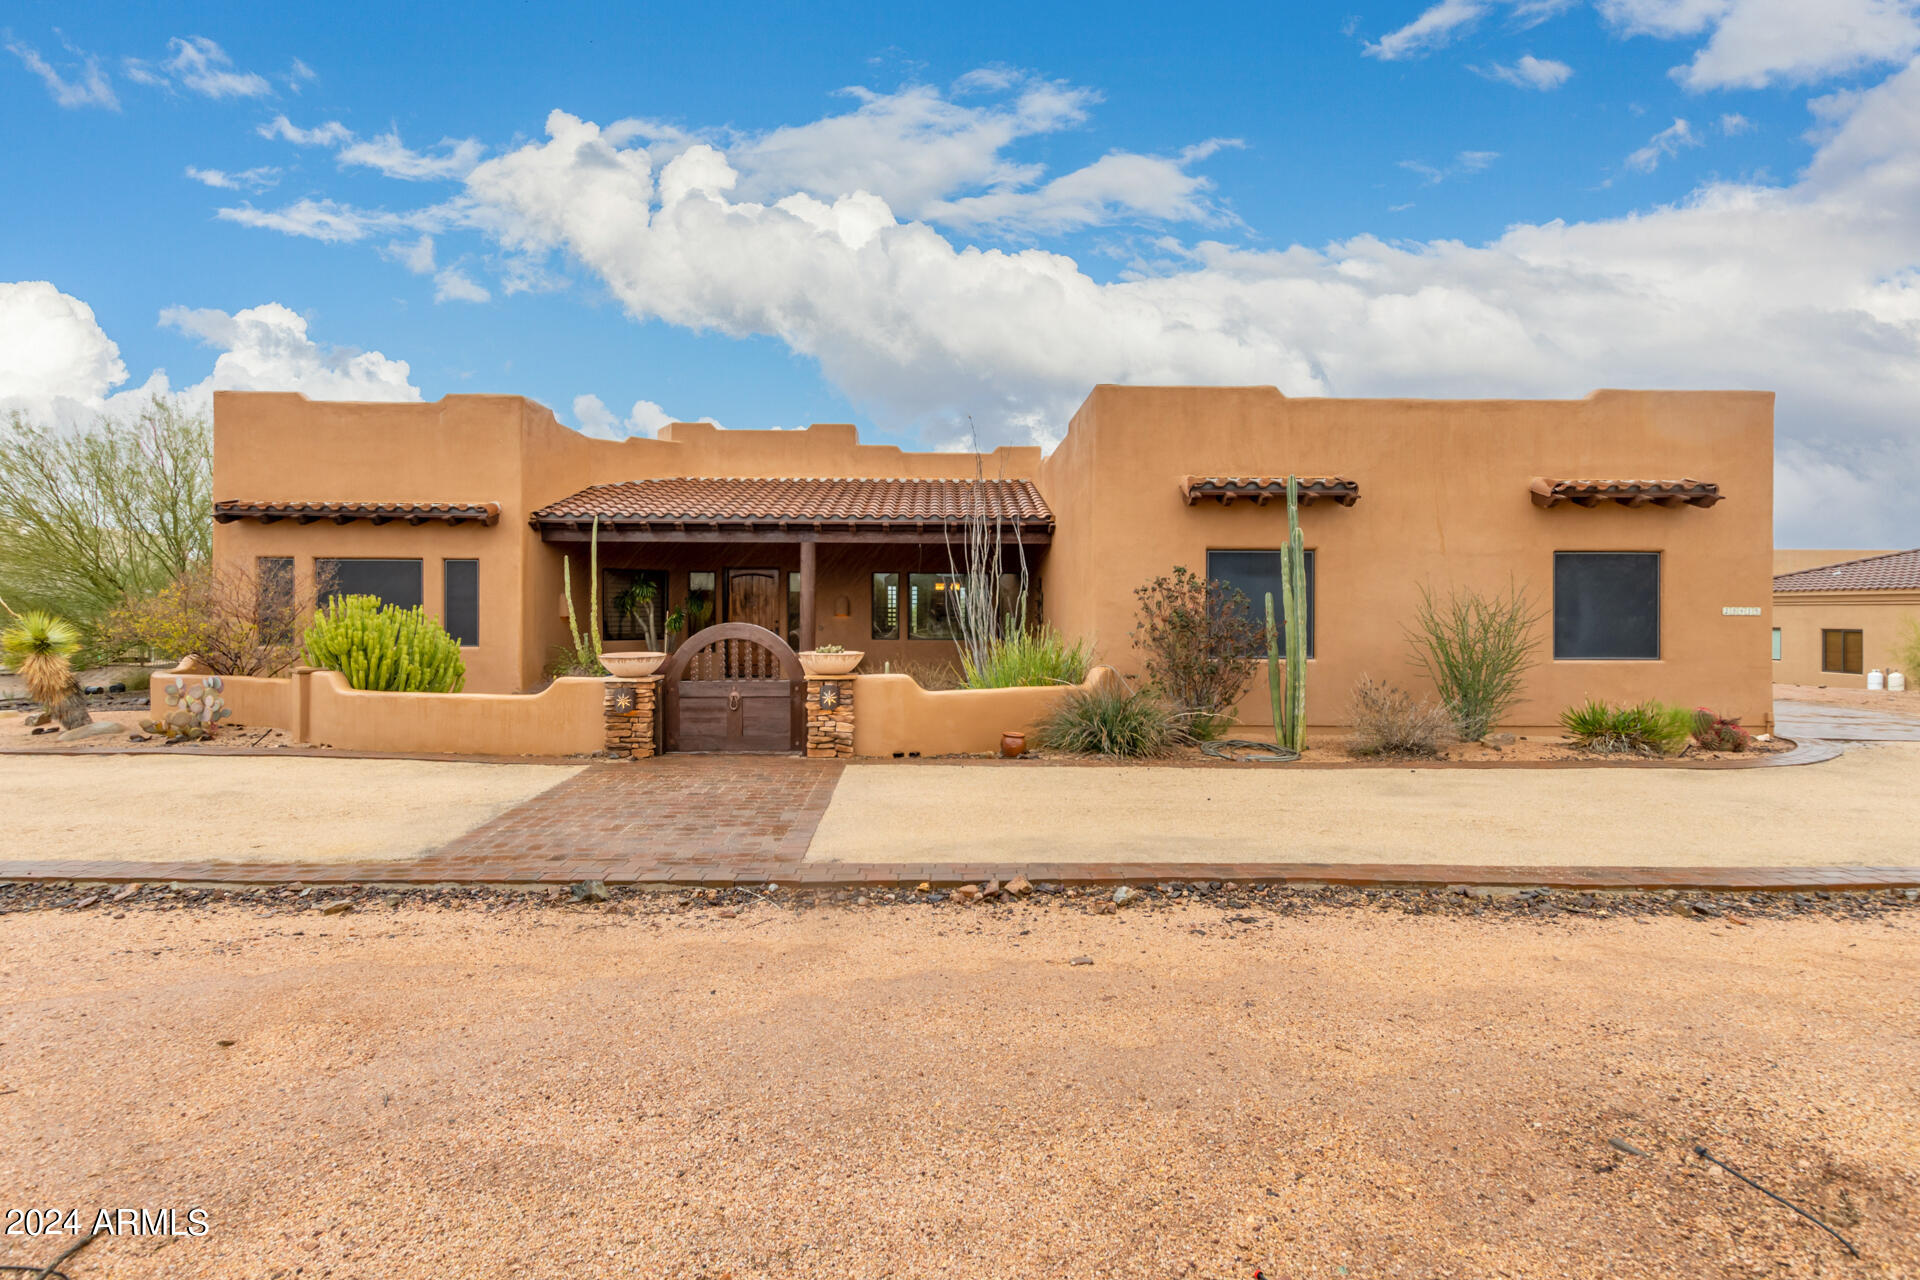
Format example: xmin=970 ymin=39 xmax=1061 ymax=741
xmin=798 ymin=539 xmax=817 ymax=652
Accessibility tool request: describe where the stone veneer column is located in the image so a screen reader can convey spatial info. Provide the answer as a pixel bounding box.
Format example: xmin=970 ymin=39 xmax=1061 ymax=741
xmin=805 ymin=677 xmax=854 ymax=758
xmin=602 ymin=676 xmax=660 ymax=758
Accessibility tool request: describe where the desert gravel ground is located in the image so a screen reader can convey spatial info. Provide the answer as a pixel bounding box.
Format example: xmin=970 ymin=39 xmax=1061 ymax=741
xmin=808 ymin=743 xmax=1919 ymax=866
xmin=0 ymin=756 xmax=581 ymax=863
xmin=1 ymin=883 xmax=1915 ymax=1279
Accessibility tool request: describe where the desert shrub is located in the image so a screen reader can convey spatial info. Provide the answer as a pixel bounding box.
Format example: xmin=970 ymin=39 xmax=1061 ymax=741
xmin=961 ymin=626 xmax=1091 ymax=689
xmin=1560 ymin=698 xmax=1692 ymax=756
xmin=1132 ymin=566 xmax=1263 ymax=720
xmin=1347 ymin=675 xmax=1458 ymax=758
xmin=544 ymin=641 xmax=608 ymax=678
xmin=1035 ymin=683 xmax=1190 ymax=758
xmin=101 ymin=561 xmax=328 ymax=677
xmin=1186 ymin=710 xmax=1237 ymax=742
xmin=898 ymin=659 xmax=963 ymax=690
xmin=303 ymin=595 xmax=466 ymax=692
xmin=1 ymin=609 xmax=92 ymax=729
xmin=1406 ymin=581 xmax=1544 ymax=741
xmin=1896 ymin=616 xmax=1920 ymax=678
xmin=1690 ymin=707 xmax=1751 ymax=752
xmin=0 ymin=399 xmax=211 ymax=649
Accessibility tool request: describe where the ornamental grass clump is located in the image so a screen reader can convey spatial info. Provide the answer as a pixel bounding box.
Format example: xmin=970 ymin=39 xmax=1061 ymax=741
xmin=961 ymin=626 xmax=1091 ymax=689
xmin=302 ymin=595 xmax=466 ymax=693
xmin=1560 ymin=698 xmax=1692 ymax=756
xmin=1 ymin=608 xmax=92 ymax=729
xmin=1035 ymin=682 xmax=1189 ymax=759
xmin=1346 ymin=675 xmax=1457 ymax=758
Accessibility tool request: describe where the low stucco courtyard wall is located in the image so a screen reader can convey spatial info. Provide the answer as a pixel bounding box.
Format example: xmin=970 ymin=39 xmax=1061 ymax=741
xmin=852 ymin=668 xmax=1124 ymax=758
xmin=151 ymin=662 xmax=605 ymax=757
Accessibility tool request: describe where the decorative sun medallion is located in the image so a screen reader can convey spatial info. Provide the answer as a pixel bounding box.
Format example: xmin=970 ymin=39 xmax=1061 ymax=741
xmin=817 ymin=683 xmax=841 ymax=710
xmin=609 ymin=686 xmax=637 ymax=714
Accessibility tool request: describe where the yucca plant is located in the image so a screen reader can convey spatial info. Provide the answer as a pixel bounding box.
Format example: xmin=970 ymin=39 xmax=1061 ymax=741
xmin=1560 ymin=698 xmax=1692 ymax=756
xmin=1 ymin=609 xmax=93 ymax=729
xmin=1035 ymin=682 xmax=1190 ymax=758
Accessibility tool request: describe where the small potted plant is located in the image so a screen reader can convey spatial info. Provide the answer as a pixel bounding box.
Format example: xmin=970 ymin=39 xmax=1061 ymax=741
xmin=799 ymin=642 xmax=863 ymax=677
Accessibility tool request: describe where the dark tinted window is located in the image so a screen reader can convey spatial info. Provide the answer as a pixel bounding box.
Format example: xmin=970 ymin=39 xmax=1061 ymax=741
xmin=872 ymin=573 xmax=900 ymax=640
xmin=444 ymin=559 xmax=479 ymax=646
xmin=1822 ymin=629 xmax=1863 ymax=674
xmin=256 ymin=557 xmax=294 ymax=644
xmin=319 ymin=558 xmax=422 ymax=610
xmin=1553 ymin=552 xmax=1659 ymax=660
xmin=1205 ymin=549 xmax=1315 ymax=657
xmin=601 ymin=568 xmax=667 ymax=645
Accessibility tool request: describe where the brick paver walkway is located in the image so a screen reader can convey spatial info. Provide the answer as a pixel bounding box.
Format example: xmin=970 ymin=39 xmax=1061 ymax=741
xmin=4 ymin=752 xmax=1917 ymax=893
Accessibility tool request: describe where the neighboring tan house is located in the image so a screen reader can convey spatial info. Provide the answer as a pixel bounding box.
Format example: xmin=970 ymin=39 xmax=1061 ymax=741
xmin=1772 ymin=549 xmax=1920 ymax=686
xmin=209 ymin=384 xmax=1774 ymax=736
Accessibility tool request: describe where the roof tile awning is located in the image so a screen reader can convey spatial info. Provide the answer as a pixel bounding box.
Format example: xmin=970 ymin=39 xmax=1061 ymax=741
xmin=214 ymin=500 xmax=501 ymax=526
xmin=1180 ymin=476 xmax=1360 ymax=507
xmin=1529 ymin=477 xmax=1721 ymax=509
xmin=531 ymin=477 xmax=1053 ymax=541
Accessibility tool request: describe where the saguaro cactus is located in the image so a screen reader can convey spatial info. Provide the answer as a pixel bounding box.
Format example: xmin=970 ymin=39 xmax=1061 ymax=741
xmin=1264 ymin=475 xmax=1309 ymax=753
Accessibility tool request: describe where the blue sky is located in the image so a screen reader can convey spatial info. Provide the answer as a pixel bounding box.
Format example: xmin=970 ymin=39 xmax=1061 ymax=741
xmin=4 ymin=0 xmax=1920 ymax=544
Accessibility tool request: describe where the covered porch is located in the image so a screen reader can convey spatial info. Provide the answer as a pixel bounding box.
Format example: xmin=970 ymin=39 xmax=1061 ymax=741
xmin=532 ymin=477 xmax=1055 ymax=675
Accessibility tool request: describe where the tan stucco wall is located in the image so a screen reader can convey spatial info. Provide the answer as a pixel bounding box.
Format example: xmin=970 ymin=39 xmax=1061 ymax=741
xmin=852 ymin=668 xmax=1124 ymax=758
xmin=1772 ymin=549 xmax=1897 ymax=577
xmin=1041 ymin=386 xmax=1775 ymax=731
xmin=149 ymin=661 xmax=605 ymax=755
xmin=1771 ymin=593 xmax=1920 ymax=687
xmin=214 ymin=385 xmax=1772 ymax=730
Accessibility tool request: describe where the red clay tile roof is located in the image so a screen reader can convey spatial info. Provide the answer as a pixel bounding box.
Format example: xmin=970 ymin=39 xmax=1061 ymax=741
xmin=1181 ymin=476 xmax=1359 ymax=507
xmin=213 ymin=500 xmax=500 ymax=526
xmin=1774 ymin=548 xmax=1920 ymax=593
xmin=532 ymin=477 xmax=1052 ymax=530
xmin=1529 ymin=477 xmax=1722 ymax=509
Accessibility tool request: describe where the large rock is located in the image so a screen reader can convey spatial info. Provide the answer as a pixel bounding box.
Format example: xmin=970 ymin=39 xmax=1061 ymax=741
xmin=55 ymin=720 xmax=125 ymax=742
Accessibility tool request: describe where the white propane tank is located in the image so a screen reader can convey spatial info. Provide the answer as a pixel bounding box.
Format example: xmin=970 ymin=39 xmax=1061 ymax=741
xmin=1892 ymin=670 xmax=1908 ymax=693
xmin=1868 ymin=668 xmax=1886 ymax=691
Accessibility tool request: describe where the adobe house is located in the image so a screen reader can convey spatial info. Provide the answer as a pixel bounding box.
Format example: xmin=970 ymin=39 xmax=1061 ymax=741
xmin=1772 ymin=550 xmax=1920 ymax=686
xmin=210 ymin=384 xmax=1775 ymax=740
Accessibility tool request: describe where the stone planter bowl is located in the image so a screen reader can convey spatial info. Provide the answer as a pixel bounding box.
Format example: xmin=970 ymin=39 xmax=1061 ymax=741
xmin=799 ymin=650 xmax=864 ymax=677
xmin=601 ymin=651 xmax=668 ymax=678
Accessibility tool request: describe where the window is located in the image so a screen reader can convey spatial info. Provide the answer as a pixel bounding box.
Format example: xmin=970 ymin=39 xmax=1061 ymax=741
xmin=684 ymin=571 xmax=717 ymax=635
xmin=1772 ymin=627 xmax=1782 ymax=662
xmin=905 ymin=572 xmax=1023 ymax=641
xmin=872 ymin=573 xmax=900 ymax=640
xmin=319 ymin=558 xmax=422 ymax=610
xmin=1822 ymin=629 xmax=1864 ymax=675
xmin=1553 ymin=552 xmax=1659 ymax=660
xmin=1205 ymin=549 xmax=1315 ymax=658
xmin=601 ymin=568 xmax=667 ymax=645
xmin=444 ymin=559 xmax=479 ymax=646
xmin=256 ymin=557 xmax=294 ymax=644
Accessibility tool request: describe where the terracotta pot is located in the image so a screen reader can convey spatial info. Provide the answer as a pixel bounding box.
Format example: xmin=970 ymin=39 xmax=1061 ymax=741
xmin=999 ymin=730 xmax=1027 ymax=759
xmin=600 ymin=651 xmax=667 ymax=678
xmin=799 ymin=650 xmax=864 ymax=677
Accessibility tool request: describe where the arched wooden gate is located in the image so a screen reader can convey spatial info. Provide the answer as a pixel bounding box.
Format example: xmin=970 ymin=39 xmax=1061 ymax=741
xmin=660 ymin=623 xmax=805 ymax=754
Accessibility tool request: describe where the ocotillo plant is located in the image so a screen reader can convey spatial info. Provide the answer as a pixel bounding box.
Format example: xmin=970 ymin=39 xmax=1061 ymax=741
xmin=1264 ymin=475 xmax=1309 ymax=752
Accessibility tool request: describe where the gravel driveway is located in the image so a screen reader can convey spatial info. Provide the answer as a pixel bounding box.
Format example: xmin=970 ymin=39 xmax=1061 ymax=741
xmin=2 ymin=895 xmax=1913 ymax=1278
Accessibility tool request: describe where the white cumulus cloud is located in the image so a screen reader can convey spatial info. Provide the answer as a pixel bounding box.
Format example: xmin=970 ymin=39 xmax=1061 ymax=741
xmin=432 ymin=267 xmax=490 ymax=303
xmin=126 ymin=35 xmax=272 ymax=99
xmin=1624 ymin=117 xmax=1703 ymax=171
xmin=1600 ymin=0 xmax=1920 ymax=89
xmin=158 ymin=303 xmax=420 ymax=403
xmin=572 ymin=394 xmax=717 ymax=438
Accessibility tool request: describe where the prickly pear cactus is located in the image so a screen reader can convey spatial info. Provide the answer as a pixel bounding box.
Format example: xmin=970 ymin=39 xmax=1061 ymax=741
xmin=140 ymin=675 xmax=233 ymax=741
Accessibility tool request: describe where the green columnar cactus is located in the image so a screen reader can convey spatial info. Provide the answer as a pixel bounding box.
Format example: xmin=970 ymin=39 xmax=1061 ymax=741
xmin=1264 ymin=475 xmax=1309 ymax=753
xmin=561 ymin=515 xmax=605 ymax=666
xmin=302 ymin=595 xmax=467 ymax=692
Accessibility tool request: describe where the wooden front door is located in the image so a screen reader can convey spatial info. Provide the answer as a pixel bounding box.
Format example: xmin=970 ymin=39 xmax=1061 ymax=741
xmin=661 ymin=623 xmax=805 ymax=754
xmin=727 ymin=568 xmax=784 ymax=634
